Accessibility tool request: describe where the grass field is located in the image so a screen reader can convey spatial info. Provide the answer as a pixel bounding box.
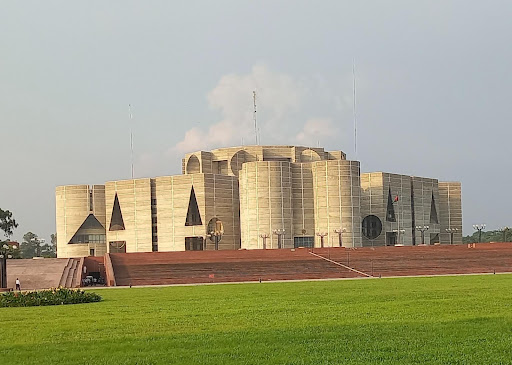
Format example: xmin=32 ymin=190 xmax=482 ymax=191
xmin=1 ymin=275 xmax=512 ymax=364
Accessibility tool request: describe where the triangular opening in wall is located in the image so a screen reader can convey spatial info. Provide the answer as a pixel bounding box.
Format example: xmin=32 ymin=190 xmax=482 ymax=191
xmin=185 ymin=186 xmax=202 ymax=226
xmin=68 ymin=214 xmax=105 ymax=244
xmin=109 ymin=194 xmax=125 ymax=231
xmin=386 ymin=188 xmax=396 ymax=222
xmin=430 ymin=192 xmax=439 ymax=224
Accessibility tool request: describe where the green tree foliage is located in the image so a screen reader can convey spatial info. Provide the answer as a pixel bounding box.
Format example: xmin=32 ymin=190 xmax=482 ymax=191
xmin=50 ymin=233 xmax=58 ymax=256
xmin=19 ymin=232 xmax=57 ymax=258
xmin=20 ymin=232 xmax=40 ymax=259
xmin=463 ymin=229 xmax=512 ymax=243
xmin=41 ymin=241 xmax=57 ymax=258
xmin=0 ymin=208 xmax=18 ymax=239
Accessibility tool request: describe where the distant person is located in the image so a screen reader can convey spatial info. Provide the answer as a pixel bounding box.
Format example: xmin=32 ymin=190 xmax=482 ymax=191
xmin=15 ymin=278 xmax=21 ymax=291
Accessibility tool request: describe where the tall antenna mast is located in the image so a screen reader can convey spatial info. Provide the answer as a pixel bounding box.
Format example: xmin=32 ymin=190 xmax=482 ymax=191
xmin=253 ymin=90 xmax=258 ymax=145
xmin=353 ymin=60 xmax=357 ymax=156
xmin=129 ymin=104 xmax=134 ymax=179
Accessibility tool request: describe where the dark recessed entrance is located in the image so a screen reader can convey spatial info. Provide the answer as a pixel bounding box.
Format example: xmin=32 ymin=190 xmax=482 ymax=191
xmin=386 ymin=232 xmax=397 ymax=246
xmin=185 ymin=237 xmax=204 ymax=251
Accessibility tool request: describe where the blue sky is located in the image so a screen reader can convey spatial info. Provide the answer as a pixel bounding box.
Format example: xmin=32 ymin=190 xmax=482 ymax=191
xmin=1 ymin=1 xmax=511 ymax=242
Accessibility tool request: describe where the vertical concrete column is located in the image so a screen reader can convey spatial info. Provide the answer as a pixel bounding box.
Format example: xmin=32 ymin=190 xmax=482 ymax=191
xmin=312 ymin=160 xmax=362 ymax=248
xmin=439 ymin=182 xmax=463 ymax=244
xmin=240 ymin=161 xmax=293 ymax=249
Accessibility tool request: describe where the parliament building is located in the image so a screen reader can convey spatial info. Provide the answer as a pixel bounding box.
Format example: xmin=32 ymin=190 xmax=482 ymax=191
xmin=56 ymin=145 xmax=462 ymax=258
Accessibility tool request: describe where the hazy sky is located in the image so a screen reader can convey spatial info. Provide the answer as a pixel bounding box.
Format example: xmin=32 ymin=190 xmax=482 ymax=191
xmin=1 ymin=1 xmax=511 ymax=243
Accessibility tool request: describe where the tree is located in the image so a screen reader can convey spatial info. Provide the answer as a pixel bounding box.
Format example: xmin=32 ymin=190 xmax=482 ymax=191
xmin=0 ymin=208 xmax=18 ymax=240
xmin=0 ymin=208 xmax=18 ymax=288
xmin=41 ymin=241 xmax=57 ymax=258
xmin=51 ymin=233 xmax=58 ymax=256
xmin=20 ymin=232 xmax=40 ymax=259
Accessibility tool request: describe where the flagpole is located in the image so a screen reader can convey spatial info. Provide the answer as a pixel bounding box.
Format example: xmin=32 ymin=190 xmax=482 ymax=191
xmin=397 ymin=193 xmax=400 ymax=245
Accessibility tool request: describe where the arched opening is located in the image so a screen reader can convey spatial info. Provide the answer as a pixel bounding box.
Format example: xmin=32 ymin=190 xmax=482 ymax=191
xmin=230 ymin=150 xmax=246 ymax=177
xmin=300 ymin=149 xmax=322 ymax=162
xmin=207 ymin=218 xmax=224 ymax=250
xmin=186 ymin=155 xmax=201 ymax=174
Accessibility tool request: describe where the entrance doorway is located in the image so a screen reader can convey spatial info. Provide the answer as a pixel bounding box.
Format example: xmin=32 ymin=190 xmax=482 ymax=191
xmin=386 ymin=232 xmax=397 ymax=246
xmin=185 ymin=237 xmax=204 ymax=251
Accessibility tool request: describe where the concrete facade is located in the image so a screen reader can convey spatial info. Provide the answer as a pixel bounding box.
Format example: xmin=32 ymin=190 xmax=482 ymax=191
xmin=56 ymin=145 xmax=462 ymax=258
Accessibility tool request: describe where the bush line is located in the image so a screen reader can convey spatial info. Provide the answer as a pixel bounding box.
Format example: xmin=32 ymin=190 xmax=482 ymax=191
xmin=0 ymin=288 xmax=102 ymax=307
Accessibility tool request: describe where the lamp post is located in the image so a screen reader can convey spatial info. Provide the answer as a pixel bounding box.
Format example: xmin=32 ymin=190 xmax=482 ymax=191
xmin=273 ymin=229 xmax=286 ymax=249
xmin=445 ymin=228 xmax=459 ymax=245
xmin=316 ymin=232 xmax=328 ymax=248
xmin=415 ymin=225 xmax=429 ymax=245
xmin=499 ymin=227 xmax=510 ymax=242
xmin=208 ymin=230 xmax=222 ymax=250
xmin=0 ymin=243 xmax=17 ymax=289
xmin=259 ymin=233 xmax=270 ymax=249
xmin=333 ymin=228 xmax=346 ymax=247
xmin=473 ymin=224 xmax=486 ymax=243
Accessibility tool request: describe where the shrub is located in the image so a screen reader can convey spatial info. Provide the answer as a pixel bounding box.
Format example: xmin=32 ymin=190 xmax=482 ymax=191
xmin=0 ymin=288 xmax=102 ymax=307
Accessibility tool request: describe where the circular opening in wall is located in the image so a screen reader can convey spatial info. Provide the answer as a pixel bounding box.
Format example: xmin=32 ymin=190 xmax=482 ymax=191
xmin=362 ymin=215 xmax=382 ymax=240
xmin=207 ymin=218 xmax=224 ymax=242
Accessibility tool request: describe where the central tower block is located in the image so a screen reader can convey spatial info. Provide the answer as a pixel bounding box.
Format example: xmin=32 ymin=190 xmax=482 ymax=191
xmin=239 ymin=161 xmax=293 ymax=249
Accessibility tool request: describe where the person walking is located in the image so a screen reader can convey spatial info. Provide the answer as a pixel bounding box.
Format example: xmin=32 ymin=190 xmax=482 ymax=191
xmin=15 ymin=278 xmax=21 ymax=291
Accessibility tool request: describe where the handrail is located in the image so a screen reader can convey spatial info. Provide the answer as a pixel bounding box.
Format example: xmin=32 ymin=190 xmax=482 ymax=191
xmin=309 ymin=251 xmax=372 ymax=277
xmin=104 ymin=253 xmax=116 ymax=287
xmin=58 ymin=258 xmax=72 ymax=287
xmin=75 ymin=257 xmax=85 ymax=288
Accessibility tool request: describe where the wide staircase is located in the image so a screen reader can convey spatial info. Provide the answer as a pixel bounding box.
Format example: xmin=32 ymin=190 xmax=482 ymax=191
xmin=6 ymin=258 xmax=81 ymax=290
xmin=108 ymin=243 xmax=512 ymax=287
xmin=312 ymin=243 xmax=512 ymax=277
xmin=109 ymin=248 xmax=364 ymax=286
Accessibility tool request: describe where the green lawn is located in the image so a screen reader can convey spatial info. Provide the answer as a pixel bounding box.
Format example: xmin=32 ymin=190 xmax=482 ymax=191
xmin=1 ymin=275 xmax=512 ymax=364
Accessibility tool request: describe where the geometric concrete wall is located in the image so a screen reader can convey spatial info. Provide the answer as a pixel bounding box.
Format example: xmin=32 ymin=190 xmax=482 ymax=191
xmin=439 ymin=182 xmax=463 ymax=245
xmin=56 ymin=145 xmax=463 ymax=257
xmin=153 ymin=174 xmax=240 ymax=251
xmin=361 ymin=173 xmax=454 ymax=247
xmin=56 ymin=184 xmax=106 ymax=258
xmin=240 ymin=161 xmax=294 ymax=249
xmin=360 ymin=173 xmax=413 ymax=246
xmin=105 ymin=179 xmax=152 ymax=254
xmin=104 ymin=174 xmax=241 ymax=253
xmin=311 ymin=160 xmax=362 ymax=248
xmin=411 ymin=177 xmax=441 ymax=245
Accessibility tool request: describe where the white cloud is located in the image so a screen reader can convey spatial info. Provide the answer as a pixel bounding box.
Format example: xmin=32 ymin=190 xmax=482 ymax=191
xmin=171 ymin=65 xmax=309 ymax=154
xmin=168 ymin=64 xmax=354 ymax=164
xmin=295 ymin=118 xmax=339 ymax=146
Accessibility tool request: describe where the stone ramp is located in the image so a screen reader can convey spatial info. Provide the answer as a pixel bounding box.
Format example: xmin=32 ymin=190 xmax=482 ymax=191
xmin=6 ymin=258 xmax=78 ymax=290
